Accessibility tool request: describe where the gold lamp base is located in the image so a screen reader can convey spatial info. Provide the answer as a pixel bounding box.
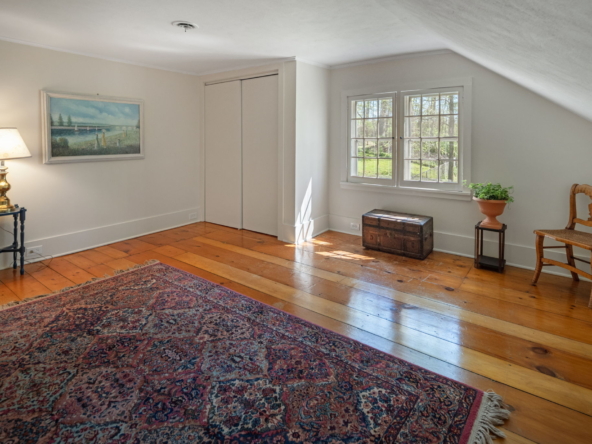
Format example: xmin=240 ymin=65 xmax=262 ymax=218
xmin=0 ymin=161 xmax=15 ymax=212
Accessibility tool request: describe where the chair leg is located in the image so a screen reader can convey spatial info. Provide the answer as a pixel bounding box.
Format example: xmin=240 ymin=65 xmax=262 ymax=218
xmin=566 ymin=244 xmax=580 ymax=282
xmin=532 ymin=234 xmax=544 ymax=285
xmin=589 ymin=253 xmax=592 ymax=309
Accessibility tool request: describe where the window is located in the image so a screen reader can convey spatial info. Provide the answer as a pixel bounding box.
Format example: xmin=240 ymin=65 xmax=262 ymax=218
xmin=349 ymin=94 xmax=395 ymax=184
xmin=345 ymin=81 xmax=470 ymax=196
xmin=400 ymin=88 xmax=461 ymax=189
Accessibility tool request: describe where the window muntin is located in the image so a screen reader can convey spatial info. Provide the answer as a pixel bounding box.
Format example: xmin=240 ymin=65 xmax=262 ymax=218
xmin=349 ymin=95 xmax=395 ymax=182
xmin=402 ymin=91 xmax=460 ymax=184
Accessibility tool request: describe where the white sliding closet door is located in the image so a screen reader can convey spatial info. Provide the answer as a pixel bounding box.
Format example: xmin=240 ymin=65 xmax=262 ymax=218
xmin=241 ymin=75 xmax=279 ymax=236
xmin=204 ymin=81 xmax=242 ymax=229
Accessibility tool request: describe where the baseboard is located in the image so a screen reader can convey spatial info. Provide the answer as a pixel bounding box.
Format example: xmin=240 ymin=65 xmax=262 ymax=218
xmin=279 ymin=214 xmax=330 ymax=244
xmin=7 ymin=207 xmax=200 ymax=269
xmin=328 ymin=214 xmax=363 ymax=236
xmin=327 ymin=213 xmax=589 ymax=279
xmin=13 ymin=209 xmax=585 ymax=282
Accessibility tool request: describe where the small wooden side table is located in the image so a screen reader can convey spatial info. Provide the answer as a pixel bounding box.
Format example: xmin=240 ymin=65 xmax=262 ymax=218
xmin=0 ymin=206 xmax=26 ymax=275
xmin=474 ymin=222 xmax=506 ymax=272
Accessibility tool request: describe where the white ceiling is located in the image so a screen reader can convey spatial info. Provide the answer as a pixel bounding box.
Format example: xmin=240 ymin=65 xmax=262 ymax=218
xmin=0 ymin=0 xmax=443 ymax=74
xmin=1 ymin=0 xmax=590 ymax=121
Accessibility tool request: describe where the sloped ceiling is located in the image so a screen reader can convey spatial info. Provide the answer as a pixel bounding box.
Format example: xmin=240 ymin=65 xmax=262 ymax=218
xmin=377 ymin=0 xmax=592 ymax=121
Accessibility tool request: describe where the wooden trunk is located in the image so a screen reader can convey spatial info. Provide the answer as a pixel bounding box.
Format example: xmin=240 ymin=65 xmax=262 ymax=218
xmin=362 ymin=209 xmax=433 ymax=260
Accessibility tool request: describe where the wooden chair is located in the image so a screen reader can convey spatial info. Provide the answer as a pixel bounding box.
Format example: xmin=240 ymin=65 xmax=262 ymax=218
xmin=532 ymin=184 xmax=592 ymax=307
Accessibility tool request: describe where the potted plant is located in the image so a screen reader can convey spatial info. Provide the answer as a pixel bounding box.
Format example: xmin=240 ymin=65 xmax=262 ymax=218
xmin=466 ymin=182 xmax=514 ymax=229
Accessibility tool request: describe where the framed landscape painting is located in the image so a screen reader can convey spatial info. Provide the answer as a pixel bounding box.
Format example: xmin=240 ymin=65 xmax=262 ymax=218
xmin=41 ymin=91 xmax=144 ymax=164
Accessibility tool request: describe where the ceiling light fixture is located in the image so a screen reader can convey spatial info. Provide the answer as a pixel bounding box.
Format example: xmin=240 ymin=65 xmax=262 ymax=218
xmin=172 ymin=21 xmax=198 ymax=32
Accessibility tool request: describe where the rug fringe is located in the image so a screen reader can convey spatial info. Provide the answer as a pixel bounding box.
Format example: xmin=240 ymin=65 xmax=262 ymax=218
xmin=469 ymin=391 xmax=511 ymax=444
xmin=0 ymin=259 xmax=160 ymax=311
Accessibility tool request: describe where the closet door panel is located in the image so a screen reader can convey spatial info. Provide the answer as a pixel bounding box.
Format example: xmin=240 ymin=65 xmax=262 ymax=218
xmin=204 ymin=81 xmax=242 ymax=229
xmin=242 ymin=75 xmax=279 ymax=236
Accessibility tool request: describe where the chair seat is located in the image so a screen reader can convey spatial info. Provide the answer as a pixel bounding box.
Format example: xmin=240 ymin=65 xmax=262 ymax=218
xmin=534 ymin=229 xmax=592 ymax=250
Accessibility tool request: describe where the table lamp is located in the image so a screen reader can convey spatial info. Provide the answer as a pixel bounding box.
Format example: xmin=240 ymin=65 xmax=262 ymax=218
xmin=0 ymin=128 xmax=32 ymax=211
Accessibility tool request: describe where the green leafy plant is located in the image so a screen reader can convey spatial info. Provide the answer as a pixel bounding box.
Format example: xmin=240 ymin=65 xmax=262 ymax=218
xmin=465 ymin=182 xmax=514 ymax=202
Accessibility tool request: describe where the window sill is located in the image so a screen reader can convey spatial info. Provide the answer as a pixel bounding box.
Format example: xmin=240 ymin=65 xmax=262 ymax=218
xmin=340 ymin=181 xmax=472 ymax=201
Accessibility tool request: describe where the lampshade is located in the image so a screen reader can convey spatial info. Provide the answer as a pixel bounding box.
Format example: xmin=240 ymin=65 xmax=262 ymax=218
xmin=0 ymin=128 xmax=32 ymax=160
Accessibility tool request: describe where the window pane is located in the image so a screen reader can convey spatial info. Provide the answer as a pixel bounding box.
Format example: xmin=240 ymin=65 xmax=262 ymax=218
xmin=404 ymin=139 xmax=421 ymax=159
xmin=378 ymin=139 xmax=392 ymax=158
xmin=364 ymin=158 xmax=377 ymax=178
xmin=364 ymin=139 xmax=377 ymax=158
xmin=439 ymin=160 xmax=458 ymax=183
xmin=352 ymin=119 xmax=364 ymax=138
xmin=353 ymin=158 xmax=364 ymax=177
xmin=421 ymin=140 xmax=438 ymax=159
xmin=440 ymin=93 xmax=458 ymax=114
xmin=354 ymin=100 xmax=365 ymax=118
xmin=400 ymin=89 xmax=462 ymax=185
xmin=421 ymin=160 xmax=438 ymax=182
xmin=365 ymin=100 xmax=378 ymax=118
xmin=379 ymin=98 xmax=393 ymax=117
xmin=364 ymin=119 xmax=377 ymax=138
xmin=440 ymin=139 xmax=458 ymax=159
xmin=421 ymin=116 xmax=439 ymax=137
xmin=405 ymin=160 xmax=421 ymax=181
xmin=404 ymin=117 xmax=421 ymax=138
xmin=378 ymin=159 xmax=392 ymax=179
xmin=405 ymin=95 xmax=421 ymax=116
xmin=378 ymin=118 xmax=392 ymax=138
xmin=422 ymin=94 xmax=439 ymax=115
xmin=352 ymin=139 xmax=364 ymax=157
xmin=440 ymin=115 xmax=458 ymax=137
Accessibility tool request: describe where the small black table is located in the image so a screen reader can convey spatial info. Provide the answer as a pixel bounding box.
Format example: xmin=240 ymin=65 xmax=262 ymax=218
xmin=474 ymin=222 xmax=506 ymax=273
xmin=0 ymin=206 xmax=26 ymax=275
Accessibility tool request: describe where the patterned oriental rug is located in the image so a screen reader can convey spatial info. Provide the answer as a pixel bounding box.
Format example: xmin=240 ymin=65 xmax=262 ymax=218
xmin=0 ymin=261 xmax=509 ymax=443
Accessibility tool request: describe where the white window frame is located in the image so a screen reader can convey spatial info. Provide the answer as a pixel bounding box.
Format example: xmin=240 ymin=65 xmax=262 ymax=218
xmin=341 ymin=78 xmax=472 ymax=200
xmin=398 ymin=86 xmax=463 ymax=191
xmin=347 ymin=92 xmax=397 ymax=186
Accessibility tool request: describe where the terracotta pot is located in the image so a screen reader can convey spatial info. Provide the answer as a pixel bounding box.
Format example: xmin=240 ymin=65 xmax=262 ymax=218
xmin=473 ymin=198 xmax=507 ymax=229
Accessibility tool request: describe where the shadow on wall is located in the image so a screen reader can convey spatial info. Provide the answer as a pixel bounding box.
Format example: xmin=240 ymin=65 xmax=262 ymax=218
xmin=296 ymin=179 xmax=313 ymax=244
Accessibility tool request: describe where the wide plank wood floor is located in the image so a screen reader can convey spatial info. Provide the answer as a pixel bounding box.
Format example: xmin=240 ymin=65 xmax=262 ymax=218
xmin=2 ymin=222 xmax=592 ymax=443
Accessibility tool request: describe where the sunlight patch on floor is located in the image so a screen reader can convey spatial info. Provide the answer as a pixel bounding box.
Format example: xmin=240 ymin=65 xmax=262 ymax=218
xmin=317 ymin=250 xmax=375 ymax=261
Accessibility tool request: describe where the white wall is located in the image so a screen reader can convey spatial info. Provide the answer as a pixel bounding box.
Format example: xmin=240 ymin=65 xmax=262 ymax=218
xmin=0 ymin=40 xmax=200 ymax=263
xmin=328 ymin=52 xmax=592 ymax=274
xmin=294 ymin=61 xmax=330 ymax=242
xmin=280 ymin=61 xmax=298 ymax=243
xmin=7 ymin=37 xmax=588 ymax=277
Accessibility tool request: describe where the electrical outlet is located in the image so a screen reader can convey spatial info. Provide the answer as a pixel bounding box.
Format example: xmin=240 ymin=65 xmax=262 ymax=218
xmin=189 ymin=212 xmax=198 ymax=221
xmin=26 ymin=246 xmax=43 ymax=258
xmin=350 ymin=223 xmax=360 ymax=231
